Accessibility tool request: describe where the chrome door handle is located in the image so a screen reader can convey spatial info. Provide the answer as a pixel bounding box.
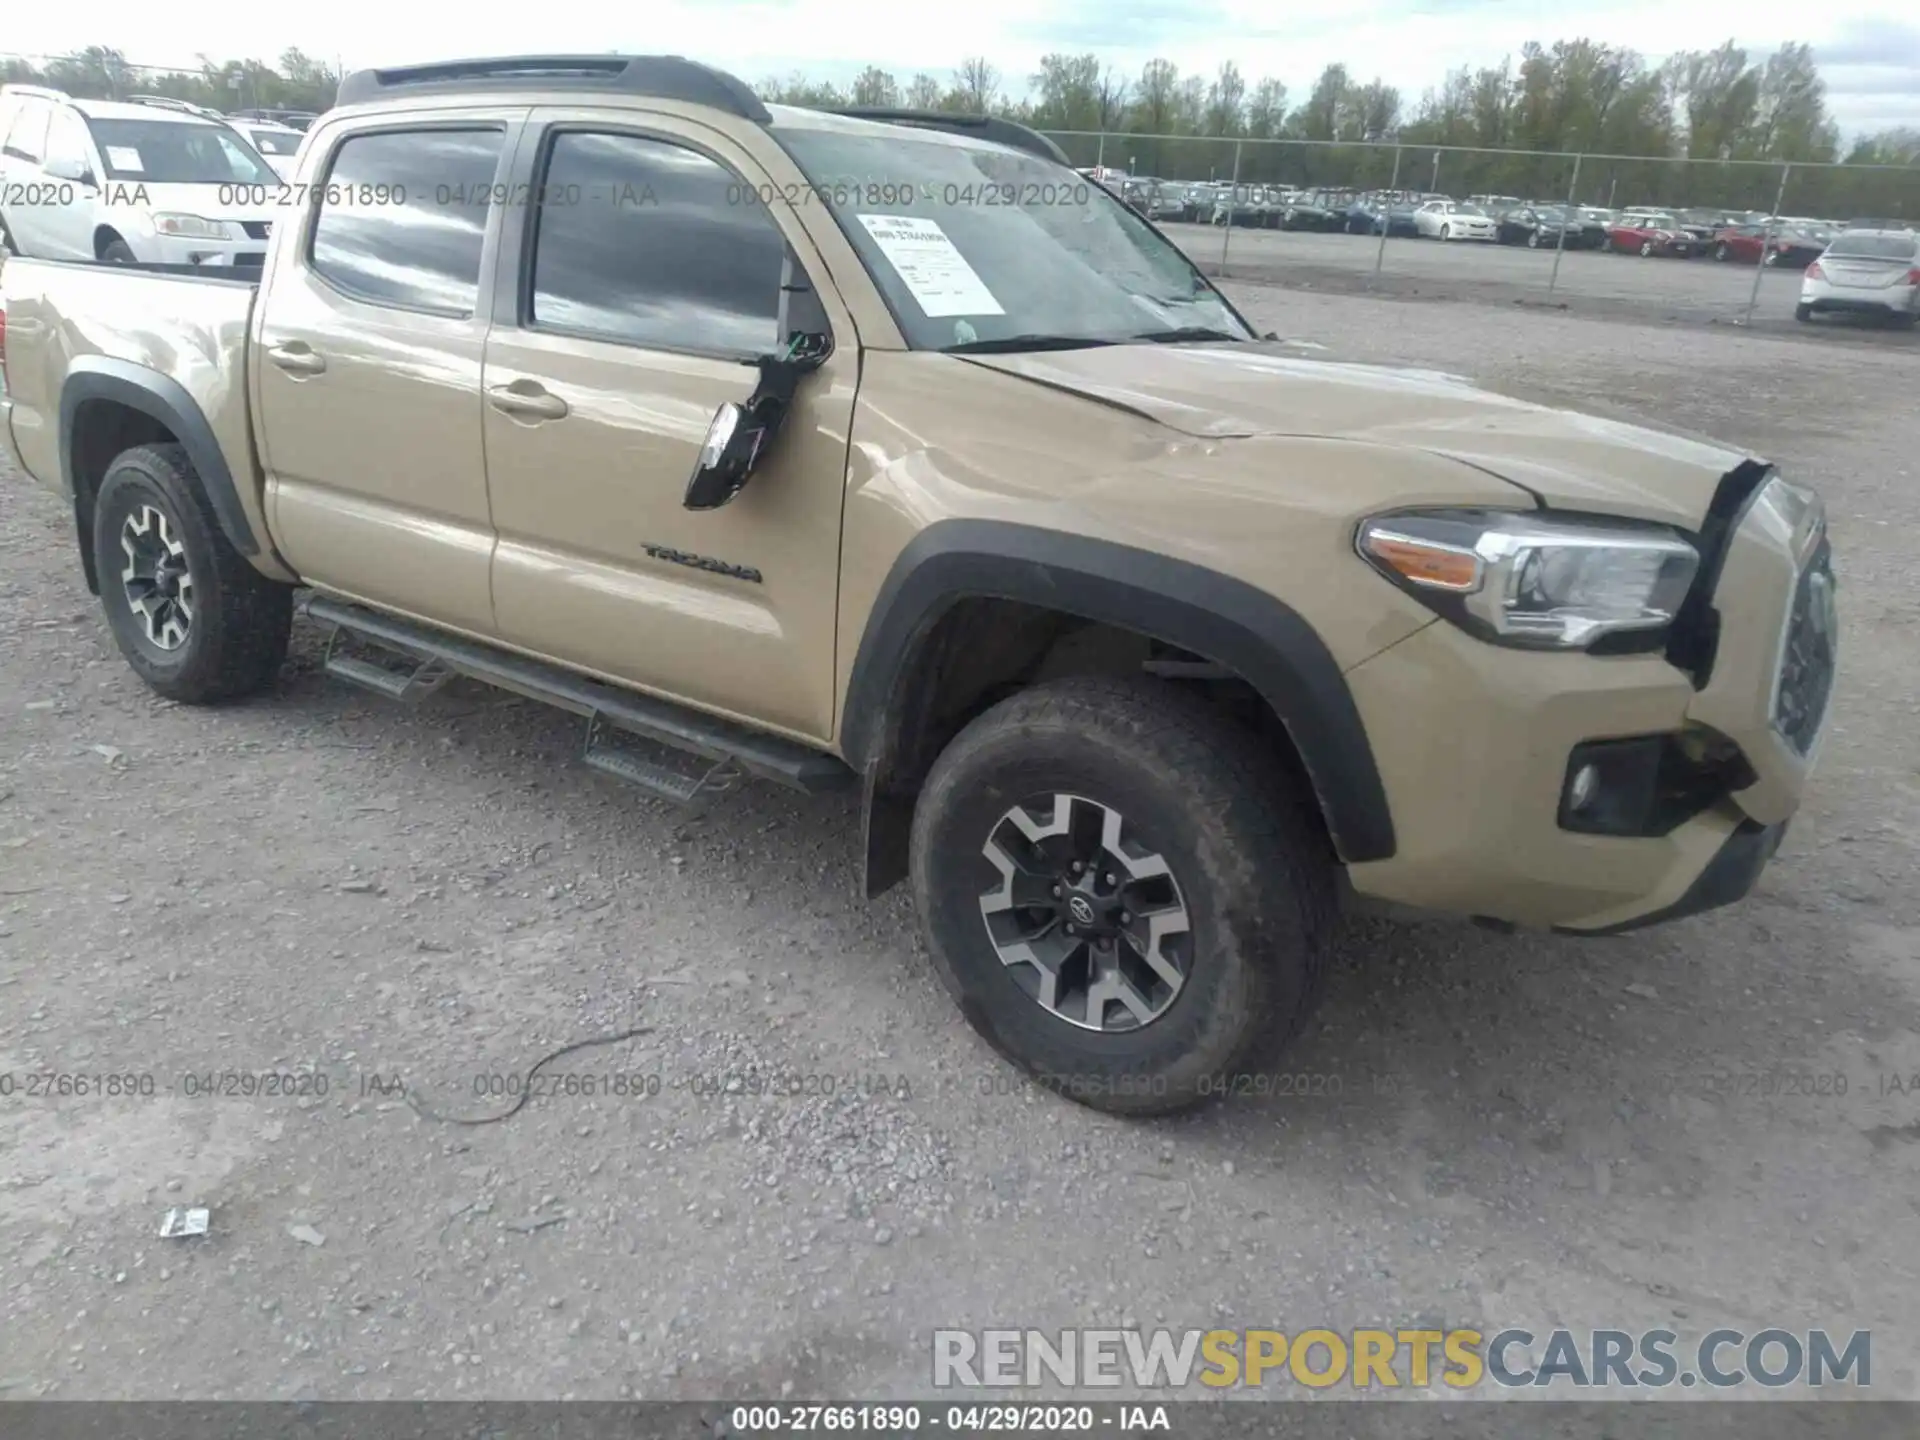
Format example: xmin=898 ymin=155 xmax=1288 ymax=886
xmin=488 ymin=383 xmax=569 ymax=421
xmin=267 ymin=343 xmax=326 ymax=375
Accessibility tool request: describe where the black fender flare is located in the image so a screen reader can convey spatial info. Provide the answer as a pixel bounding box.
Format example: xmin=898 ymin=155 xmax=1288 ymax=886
xmin=60 ymin=357 xmax=261 ymax=560
xmin=841 ymin=520 xmax=1396 ymax=894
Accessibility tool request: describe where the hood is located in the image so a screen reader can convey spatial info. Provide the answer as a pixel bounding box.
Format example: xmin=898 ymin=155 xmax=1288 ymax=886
xmin=957 ymin=342 xmax=1751 ymax=529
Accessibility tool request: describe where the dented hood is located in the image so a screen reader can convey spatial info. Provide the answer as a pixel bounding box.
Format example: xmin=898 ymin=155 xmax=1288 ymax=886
xmin=958 ymin=342 xmax=1752 ymax=530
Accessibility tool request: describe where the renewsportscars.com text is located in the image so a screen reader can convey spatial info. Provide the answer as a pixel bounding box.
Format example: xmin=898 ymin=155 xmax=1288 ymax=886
xmin=932 ymin=1327 xmax=1871 ymax=1390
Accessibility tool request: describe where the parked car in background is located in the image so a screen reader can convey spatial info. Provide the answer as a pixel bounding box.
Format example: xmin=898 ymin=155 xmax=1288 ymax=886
xmin=1468 ymin=193 xmax=1523 ymax=212
xmin=231 ymin=117 xmax=305 ymax=180
xmin=1412 ymin=199 xmax=1497 ymax=241
xmin=1280 ymin=190 xmax=1346 ymax=231
xmin=1713 ymin=223 xmax=1830 ymax=270
xmin=1495 ymin=204 xmax=1598 ymax=249
xmin=1346 ymin=193 xmax=1420 ymax=237
xmin=0 ymin=85 xmax=279 ymax=267
xmin=1798 ymin=229 xmax=1920 ymax=326
xmin=228 ymin=106 xmax=319 ymax=133
xmin=1604 ymin=212 xmax=1698 ymax=257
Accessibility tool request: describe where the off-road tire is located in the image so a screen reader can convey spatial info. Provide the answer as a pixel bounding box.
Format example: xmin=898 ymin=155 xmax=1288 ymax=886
xmin=91 ymin=443 xmax=292 ymax=703
xmin=909 ymin=675 xmax=1337 ymax=1117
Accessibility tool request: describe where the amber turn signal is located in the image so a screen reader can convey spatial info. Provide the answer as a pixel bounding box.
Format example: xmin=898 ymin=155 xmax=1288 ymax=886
xmin=1359 ymin=530 xmax=1483 ymax=591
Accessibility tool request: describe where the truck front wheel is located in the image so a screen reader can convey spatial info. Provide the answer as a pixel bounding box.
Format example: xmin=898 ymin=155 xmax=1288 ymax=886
xmin=909 ymin=676 xmax=1336 ymax=1116
xmin=91 ymin=444 xmax=292 ymax=704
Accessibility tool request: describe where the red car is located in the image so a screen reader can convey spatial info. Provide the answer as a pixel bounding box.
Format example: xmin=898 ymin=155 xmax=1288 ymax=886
xmin=1602 ymin=213 xmax=1697 ymax=257
xmin=1711 ymin=224 xmax=1829 ymax=269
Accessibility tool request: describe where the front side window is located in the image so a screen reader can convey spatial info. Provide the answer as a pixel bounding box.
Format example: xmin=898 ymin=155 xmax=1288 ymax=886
xmin=528 ymin=131 xmax=787 ymax=356
xmin=309 ymin=128 xmax=504 ymax=316
xmin=85 ymin=118 xmax=277 ymax=184
xmin=777 ymin=125 xmax=1252 ymax=352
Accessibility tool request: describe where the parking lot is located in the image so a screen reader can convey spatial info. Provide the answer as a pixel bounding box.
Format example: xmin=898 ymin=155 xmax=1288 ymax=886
xmin=2 ymin=266 xmax=1918 ymax=1412
xmin=1162 ymin=222 xmax=1918 ymax=340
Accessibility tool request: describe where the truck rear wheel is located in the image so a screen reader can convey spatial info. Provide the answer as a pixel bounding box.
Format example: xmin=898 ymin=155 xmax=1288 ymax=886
xmin=91 ymin=444 xmax=292 ymax=704
xmin=909 ymin=676 xmax=1336 ymax=1116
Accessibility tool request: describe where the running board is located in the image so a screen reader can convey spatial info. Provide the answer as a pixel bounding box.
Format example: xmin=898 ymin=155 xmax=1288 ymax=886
xmin=300 ymin=596 xmax=855 ymax=796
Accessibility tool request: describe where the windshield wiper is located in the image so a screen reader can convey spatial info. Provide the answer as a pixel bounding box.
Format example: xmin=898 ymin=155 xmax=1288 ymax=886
xmin=1129 ymin=326 xmax=1247 ymax=344
xmin=942 ymin=334 xmax=1120 ymax=355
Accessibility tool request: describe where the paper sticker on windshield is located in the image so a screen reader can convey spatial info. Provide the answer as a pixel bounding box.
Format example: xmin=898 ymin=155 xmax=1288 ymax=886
xmin=856 ymin=215 xmax=1003 ymax=318
xmin=106 ymin=147 xmax=144 ymax=172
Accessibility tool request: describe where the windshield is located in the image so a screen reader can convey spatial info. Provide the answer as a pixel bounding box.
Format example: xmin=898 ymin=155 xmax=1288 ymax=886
xmin=248 ymin=127 xmax=300 ymax=156
xmin=86 ymin=117 xmax=278 ymax=184
xmin=1827 ymin=234 xmax=1920 ymax=261
xmin=777 ymin=126 xmax=1253 ymax=351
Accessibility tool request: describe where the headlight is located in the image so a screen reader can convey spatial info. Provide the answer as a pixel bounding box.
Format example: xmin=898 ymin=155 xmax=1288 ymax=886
xmin=1356 ymin=509 xmax=1700 ymax=649
xmin=1746 ymin=473 xmax=1824 ymax=567
xmin=149 ymin=213 xmax=232 ymax=239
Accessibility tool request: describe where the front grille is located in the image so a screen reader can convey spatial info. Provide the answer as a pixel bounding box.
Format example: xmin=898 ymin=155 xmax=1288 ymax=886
xmin=241 ymin=221 xmax=272 ymax=240
xmin=1773 ymin=537 xmax=1837 ymax=755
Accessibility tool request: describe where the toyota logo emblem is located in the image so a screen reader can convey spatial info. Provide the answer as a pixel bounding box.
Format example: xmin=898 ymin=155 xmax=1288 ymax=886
xmin=1067 ymin=895 xmax=1096 ymax=925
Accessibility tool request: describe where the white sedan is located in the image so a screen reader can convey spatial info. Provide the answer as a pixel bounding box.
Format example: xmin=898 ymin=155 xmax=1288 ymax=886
xmin=1413 ymin=201 xmax=1498 ymax=242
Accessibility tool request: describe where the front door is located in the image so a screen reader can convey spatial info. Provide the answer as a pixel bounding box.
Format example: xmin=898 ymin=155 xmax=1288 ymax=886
xmin=480 ymin=113 xmax=859 ymax=742
xmin=254 ymin=114 xmax=522 ymax=635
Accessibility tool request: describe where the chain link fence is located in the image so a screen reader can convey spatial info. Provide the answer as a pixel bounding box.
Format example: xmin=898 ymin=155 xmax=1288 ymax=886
xmin=1040 ymin=131 xmax=1920 ymax=330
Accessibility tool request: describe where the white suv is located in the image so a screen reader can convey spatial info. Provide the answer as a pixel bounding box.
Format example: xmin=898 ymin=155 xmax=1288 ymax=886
xmin=0 ymin=87 xmax=280 ymax=270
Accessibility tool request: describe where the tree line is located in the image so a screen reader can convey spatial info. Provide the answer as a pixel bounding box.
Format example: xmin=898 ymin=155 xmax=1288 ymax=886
xmin=762 ymin=41 xmax=1919 ymax=216
xmin=1 ymin=46 xmax=342 ymax=116
xmin=7 ymin=40 xmax=1915 ymax=216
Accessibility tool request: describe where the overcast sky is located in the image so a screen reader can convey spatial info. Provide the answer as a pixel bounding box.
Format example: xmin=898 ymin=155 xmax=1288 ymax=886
xmin=7 ymin=3 xmax=1918 ymax=135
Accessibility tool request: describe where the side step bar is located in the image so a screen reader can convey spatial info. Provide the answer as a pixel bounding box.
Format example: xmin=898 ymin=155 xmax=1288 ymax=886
xmin=302 ymin=596 xmax=855 ymax=796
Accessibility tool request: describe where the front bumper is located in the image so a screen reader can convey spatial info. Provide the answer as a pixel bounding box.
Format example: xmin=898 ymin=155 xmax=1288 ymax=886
xmin=1342 ymin=480 xmax=1834 ymax=933
xmin=138 ymin=229 xmax=269 ymax=273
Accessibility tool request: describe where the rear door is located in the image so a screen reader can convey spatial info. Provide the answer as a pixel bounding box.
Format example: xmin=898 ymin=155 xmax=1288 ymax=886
xmin=254 ymin=111 xmax=524 ymax=634
xmin=477 ymin=109 xmax=861 ymax=741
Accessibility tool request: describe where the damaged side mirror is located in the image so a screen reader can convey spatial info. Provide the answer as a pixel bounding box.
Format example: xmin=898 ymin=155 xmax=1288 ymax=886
xmin=683 ymin=250 xmax=833 ymax=512
xmin=684 ymin=400 xmax=765 ymax=511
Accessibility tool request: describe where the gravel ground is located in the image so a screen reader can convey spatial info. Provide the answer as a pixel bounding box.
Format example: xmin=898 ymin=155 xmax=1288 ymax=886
xmin=1 ymin=277 xmax=1917 ymax=1408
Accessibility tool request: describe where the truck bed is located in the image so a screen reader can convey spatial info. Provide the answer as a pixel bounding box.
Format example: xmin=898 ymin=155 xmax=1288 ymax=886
xmin=0 ymin=255 xmax=267 ymax=559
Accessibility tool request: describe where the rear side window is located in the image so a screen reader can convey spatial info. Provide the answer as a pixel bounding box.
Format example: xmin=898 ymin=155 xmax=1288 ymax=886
xmin=528 ymin=131 xmax=787 ymax=356
xmin=3 ymin=99 xmax=50 ymax=163
xmin=309 ymin=128 xmax=505 ymax=316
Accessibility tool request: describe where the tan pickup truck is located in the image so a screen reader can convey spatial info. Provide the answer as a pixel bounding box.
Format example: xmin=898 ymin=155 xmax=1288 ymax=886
xmin=0 ymin=55 xmax=1838 ymax=1114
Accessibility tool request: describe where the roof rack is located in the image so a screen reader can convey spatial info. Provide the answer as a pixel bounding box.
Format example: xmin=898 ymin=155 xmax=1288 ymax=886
xmin=126 ymin=94 xmax=226 ymax=120
xmin=334 ymin=54 xmax=770 ymax=122
xmin=825 ymin=108 xmax=1069 ymax=166
xmin=0 ymin=84 xmax=72 ymax=103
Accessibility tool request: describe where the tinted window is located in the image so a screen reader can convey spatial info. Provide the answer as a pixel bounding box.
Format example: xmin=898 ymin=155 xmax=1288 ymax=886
xmin=4 ymin=99 xmax=50 ymax=162
xmin=310 ymin=128 xmax=504 ymax=315
xmin=529 ymin=132 xmax=785 ymax=355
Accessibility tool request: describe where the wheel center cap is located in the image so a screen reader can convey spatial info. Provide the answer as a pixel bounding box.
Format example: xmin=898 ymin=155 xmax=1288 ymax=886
xmin=1067 ymin=894 xmax=1096 ymax=926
